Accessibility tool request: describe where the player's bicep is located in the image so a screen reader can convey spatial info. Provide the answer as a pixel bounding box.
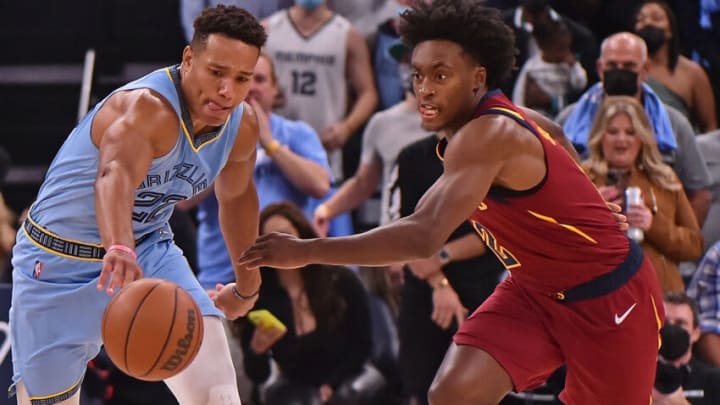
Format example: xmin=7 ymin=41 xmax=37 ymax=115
xmin=414 ymin=131 xmax=504 ymax=240
xmin=216 ymin=149 xmax=256 ymax=203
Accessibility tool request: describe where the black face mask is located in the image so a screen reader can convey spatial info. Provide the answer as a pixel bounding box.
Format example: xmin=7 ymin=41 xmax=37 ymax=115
xmin=603 ymin=69 xmax=639 ymax=96
xmin=637 ymin=25 xmax=666 ymax=54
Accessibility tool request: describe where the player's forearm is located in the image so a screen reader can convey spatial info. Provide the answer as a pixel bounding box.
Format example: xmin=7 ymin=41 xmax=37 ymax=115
xmin=219 ymin=189 xmax=261 ymax=294
xmin=271 ymin=147 xmax=330 ymax=198
xmin=306 ymin=216 xmax=445 ymax=266
xmin=95 ymin=165 xmax=139 ymax=248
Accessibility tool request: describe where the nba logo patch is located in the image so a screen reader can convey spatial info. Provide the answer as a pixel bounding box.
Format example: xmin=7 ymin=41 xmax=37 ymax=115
xmin=33 ymin=260 xmax=43 ymax=279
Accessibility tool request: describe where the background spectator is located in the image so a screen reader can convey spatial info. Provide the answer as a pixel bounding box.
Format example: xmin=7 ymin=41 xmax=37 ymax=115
xmin=263 ymin=0 xmax=378 ymax=181
xmin=237 ymin=202 xmax=379 ymax=405
xmin=500 ymin=0 xmax=597 ymax=98
xmin=582 ymin=96 xmax=703 ymax=292
xmin=654 ymin=292 xmax=720 ymax=404
xmin=512 ymin=19 xmax=588 ymax=117
xmin=634 ymin=0 xmax=717 ymax=132
xmin=556 ymin=32 xmax=712 ymax=225
xmin=687 ymin=241 xmax=720 ymax=368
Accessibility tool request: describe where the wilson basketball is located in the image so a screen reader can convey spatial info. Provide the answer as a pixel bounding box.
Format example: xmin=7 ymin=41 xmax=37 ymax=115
xmin=101 ymin=278 xmax=204 ymax=381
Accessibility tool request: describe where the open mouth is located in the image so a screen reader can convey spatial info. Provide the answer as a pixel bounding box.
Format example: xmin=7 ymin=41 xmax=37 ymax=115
xmin=419 ymin=103 xmax=439 ymax=119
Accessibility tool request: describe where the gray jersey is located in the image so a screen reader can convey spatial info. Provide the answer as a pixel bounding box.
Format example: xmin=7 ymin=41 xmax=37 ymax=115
xmin=360 ymin=101 xmax=431 ymax=225
xmin=265 ymin=10 xmax=351 ymax=178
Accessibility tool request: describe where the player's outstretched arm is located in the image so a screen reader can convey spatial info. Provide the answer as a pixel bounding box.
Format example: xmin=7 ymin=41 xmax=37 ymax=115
xmin=239 ymin=116 xmax=521 ymax=270
xmin=212 ymin=103 xmax=261 ymax=319
xmin=94 ymin=89 xmax=179 ymax=294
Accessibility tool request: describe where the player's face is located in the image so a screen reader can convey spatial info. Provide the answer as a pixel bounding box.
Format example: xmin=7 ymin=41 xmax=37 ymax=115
xmin=411 ymin=40 xmax=484 ymax=133
xmin=261 ymin=215 xmax=300 ymax=238
xmin=246 ymin=55 xmax=279 ymax=112
xmin=600 ymin=113 xmax=642 ymax=170
xmin=181 ymin=34 xmax=259 ymax=127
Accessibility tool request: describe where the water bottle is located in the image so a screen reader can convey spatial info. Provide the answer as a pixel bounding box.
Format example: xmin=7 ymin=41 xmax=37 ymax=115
xmin=625 ymin=186 xmax=644 ymax=242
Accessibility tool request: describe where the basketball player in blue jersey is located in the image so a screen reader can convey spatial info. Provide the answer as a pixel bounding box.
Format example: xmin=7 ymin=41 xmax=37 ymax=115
xmin=239 ymin=1 xmax=664 ymax=404
xmin=9 ymin=6 xmax=266 ymax=405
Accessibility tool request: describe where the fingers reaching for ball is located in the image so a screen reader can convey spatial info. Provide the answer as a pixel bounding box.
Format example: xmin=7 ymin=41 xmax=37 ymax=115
xmin=98 ymin=248 xmax=144 ymax=295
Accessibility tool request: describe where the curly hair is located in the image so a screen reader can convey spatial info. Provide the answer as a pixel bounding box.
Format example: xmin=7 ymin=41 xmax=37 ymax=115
xmin=398 ymin=0 xmax=517 ymax=88
xmin=582 ymin=96 xmax=681 ymax=192
xmin=192 ymin=5 xmax=267 ymax=50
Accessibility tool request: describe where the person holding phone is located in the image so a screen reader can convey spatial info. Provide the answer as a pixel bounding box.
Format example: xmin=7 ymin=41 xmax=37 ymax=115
xmin=234 ymin=202 xmax=380 ymax=405
xmin=583 ymin=96 xmax=703 ymax=292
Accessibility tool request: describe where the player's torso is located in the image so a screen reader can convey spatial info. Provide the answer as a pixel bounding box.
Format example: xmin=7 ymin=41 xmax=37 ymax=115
xmin=31 ymin=66 xmax=243 ymax=243
xmin=264 ymin=10 xmax=349 ymax=133
xmin=465 ymin=91 xmax=629 ymax=293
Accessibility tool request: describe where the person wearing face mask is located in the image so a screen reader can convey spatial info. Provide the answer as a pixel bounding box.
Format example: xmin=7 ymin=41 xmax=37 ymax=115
xmin=634 ymin=0 xmax=717 ymax=133
xmin=652 ymin=292 xmax=720 ymax=405
xmin=582 ymin=96 xmax=703 ymax=292
xmin=372 ymin=1 xmax=414 ymax=110
xmin=557 ymin=32 xmax=713 ymax=226
xmin=262 ymin=0 xmax=378 ymax=183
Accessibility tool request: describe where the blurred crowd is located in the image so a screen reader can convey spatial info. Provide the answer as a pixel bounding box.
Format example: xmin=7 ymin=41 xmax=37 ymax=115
xmin=3 ymin=0 xmax=720 ymax=404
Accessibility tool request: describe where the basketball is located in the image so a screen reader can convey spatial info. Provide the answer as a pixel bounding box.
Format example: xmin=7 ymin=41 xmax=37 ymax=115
xmin=101 ymin=278 xmax=204 ymax=381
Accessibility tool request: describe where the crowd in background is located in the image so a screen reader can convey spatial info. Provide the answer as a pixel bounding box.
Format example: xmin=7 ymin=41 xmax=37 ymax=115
xmin=2 ymin=0 xmax=720 ymax=404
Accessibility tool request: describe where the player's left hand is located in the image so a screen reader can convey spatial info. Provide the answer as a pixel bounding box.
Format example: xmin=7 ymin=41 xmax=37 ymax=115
xmin=238 ymin=232 xmax=311 ymax=270
xmin=210 ymin=283 xmax=258 ymax=320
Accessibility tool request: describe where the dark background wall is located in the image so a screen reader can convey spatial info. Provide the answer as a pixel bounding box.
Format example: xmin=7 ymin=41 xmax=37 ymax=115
xmin=0 ymin=0 xmax=188 ymax=213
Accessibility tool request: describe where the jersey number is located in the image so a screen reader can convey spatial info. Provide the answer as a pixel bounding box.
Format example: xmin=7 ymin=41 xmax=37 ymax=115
xmin=133 ymin=192 xmax=186 ymax=223
xmin=472 ymin=221 xmax=521 ymax=270
xmin=291 ymin=71 xmax=316 ymax=95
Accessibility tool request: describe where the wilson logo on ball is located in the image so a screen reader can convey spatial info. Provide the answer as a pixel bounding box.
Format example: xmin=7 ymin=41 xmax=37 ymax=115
xmin=161 ymin=308 xmax=198 ymax=371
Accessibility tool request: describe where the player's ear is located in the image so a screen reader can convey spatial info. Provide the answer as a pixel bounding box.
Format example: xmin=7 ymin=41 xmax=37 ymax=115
xmin=182 ymin=45 xmax=193 ymax=69
xmin=473 ymin=66 xmax=487 ymax=93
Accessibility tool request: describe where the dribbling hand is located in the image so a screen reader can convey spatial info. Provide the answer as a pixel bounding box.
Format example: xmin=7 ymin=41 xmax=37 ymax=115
xmin=238 ymin=232 xmax=311 ymax=270
xmin=98 ymin=249 xmax=143 ymax=295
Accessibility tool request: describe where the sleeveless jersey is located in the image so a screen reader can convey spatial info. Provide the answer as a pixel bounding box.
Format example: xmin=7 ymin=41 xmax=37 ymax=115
xmin=264 ymin=10 xmax=349 ymax=137
xmin=459 ymin=90 xmax=630 ymax=294
xmin=30 ymin=65 xmax=244 ymax=244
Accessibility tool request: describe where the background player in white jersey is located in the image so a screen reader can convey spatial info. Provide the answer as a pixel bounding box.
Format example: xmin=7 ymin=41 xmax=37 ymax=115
xmin=9 ymin=6 xmax=265 ymax=405
xmin=263 ymin=0 xmax=378 ymax=180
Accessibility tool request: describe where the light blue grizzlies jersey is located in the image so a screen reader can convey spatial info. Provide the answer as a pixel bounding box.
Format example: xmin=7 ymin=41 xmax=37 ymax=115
xmin=30 ymin=65 xmax=244 ymax=243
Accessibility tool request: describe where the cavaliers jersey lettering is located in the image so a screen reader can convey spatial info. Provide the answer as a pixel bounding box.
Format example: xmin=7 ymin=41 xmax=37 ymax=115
xmin=29 ymin=65 xmax=244 ymax=244
xmin=453 ymin=90 xmax=629 ymax=293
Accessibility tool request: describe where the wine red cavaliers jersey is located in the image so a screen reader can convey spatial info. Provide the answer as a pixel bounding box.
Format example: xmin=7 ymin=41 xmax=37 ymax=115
xmin=454 ymin=91 xmax=630 ymax=295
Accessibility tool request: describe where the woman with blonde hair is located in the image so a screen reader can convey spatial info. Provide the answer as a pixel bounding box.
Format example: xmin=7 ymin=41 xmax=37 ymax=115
xmin=583 ymin=96 xmax=703 ymax=291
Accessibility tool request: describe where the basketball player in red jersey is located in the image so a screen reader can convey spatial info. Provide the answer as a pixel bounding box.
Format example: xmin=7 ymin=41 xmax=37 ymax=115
xmin=239 ymin=0 xmax=664 ymax=403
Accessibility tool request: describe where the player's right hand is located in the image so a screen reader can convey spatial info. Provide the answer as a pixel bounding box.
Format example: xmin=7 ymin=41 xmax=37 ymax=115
xmin=238 ymin=232 xmax=311 ymax=270
xmin=98 ymin=250 xmax=143 ymax=295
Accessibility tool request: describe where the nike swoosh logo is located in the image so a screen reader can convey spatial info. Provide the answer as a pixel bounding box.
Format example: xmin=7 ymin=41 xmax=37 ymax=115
xmin=614 ymin=303 xmax=637 ymax=325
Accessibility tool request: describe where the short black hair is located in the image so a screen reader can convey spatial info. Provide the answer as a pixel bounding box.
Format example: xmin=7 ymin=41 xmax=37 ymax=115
xmin=533 ymin=20 xmax=571 ymax=50
xmin=664 ymin=291 xmax=699 ymax=329
xmin=192 ymin=5 xmax=267 ymax=50
xmin=398 ymin=0 xmax=517 ymax=89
